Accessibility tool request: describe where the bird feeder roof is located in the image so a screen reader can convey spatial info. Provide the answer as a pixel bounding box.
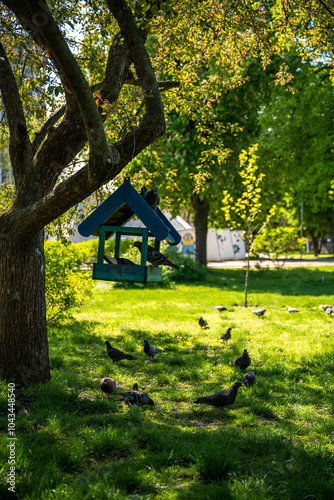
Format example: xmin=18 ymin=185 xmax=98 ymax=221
xmin=78 ymin=177 xmax=181 ymax=245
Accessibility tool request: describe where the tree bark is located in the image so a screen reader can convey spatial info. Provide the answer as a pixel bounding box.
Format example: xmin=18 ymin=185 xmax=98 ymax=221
xmin=191 ymin=193 xmax=209 ymax=266
xmin=0 ymin=230 xmax=50 ymax=384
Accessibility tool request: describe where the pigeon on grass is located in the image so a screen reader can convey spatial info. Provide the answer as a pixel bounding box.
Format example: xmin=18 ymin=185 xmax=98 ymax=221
xmin=219 ymin=327 xmax=232 ymax=344
xmin=325 ymin=306 xmax=333 ymax=316
xmin=100 ymin=378 xmax=117 ymax=397
xmin=229 ymin=349 xmax=251 ymax=371
xmin=133 ymin=241 xmax=179 ymax=270
xmin=199 ymin=316 xmax=209 ymax=329
xmin=319 ymin=304 xmax=332 ymax=311
xmin=251 ymin=309 xmax=266 ymax=317
xmin=194 ymin=381 xmax=242 ymax=416
xmin=105 ymin=341 xmax=136 ymax=364
xmin=117 ymin=383 xmax=154 ymax=406
xmin=144 ymin=339 xmax=163 ymax=360
xmin=287 ymin=307 xmax=300 ymax=313
xmin=242 ymin=370 xmax=255 ymax=387
xmin=214 ymin=306 xmax=227 ymax=312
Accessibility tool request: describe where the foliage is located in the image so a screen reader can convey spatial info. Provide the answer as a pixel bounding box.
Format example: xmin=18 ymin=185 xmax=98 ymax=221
xmin=0 ymin=183 xmax=15 ymax=213
xmin=45 ymin=241 xmax=94 ymax=323
xmin=1 ymin=265 xmax=334 ymax=498
xmin=253 ymin=225 xmax=306 ymax=269
xmin=166 ymin=252 xmax=208 ymax=283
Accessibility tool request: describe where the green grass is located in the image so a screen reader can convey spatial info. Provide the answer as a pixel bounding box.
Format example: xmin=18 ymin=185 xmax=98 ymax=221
xmin=1 ymin=266 xmax=334 ymax=499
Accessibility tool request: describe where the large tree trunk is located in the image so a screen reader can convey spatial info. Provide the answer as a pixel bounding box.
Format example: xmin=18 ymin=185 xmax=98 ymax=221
xmin=0 ymin=230 xmax=50 ymax=385
xmin=191 ymin=193 xmax=209 ymax=266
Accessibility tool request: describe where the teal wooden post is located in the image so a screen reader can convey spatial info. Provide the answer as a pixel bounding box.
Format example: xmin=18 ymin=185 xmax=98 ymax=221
xmin=97 ymin=226 xmax=106 ymax=264
xmin=141 ymin=229 xmax=148 ymax=266
xmin=115 ymin=232 xmax=121 ymax=258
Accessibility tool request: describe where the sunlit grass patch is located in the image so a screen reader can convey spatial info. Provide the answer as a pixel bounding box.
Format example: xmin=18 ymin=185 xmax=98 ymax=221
xmin=1 ymin=266 xmax=334 ymax=499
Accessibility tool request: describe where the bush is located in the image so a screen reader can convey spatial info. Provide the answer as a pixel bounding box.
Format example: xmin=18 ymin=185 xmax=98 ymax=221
xmin=166 ymin=252 xmax=208 ymax=283
xmin=253 ymin=226 xmax=306 ymax=268
xmin=45 ymin=241 xmax=94 ymax=323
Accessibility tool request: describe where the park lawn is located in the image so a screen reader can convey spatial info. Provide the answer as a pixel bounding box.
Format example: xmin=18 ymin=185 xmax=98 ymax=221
xmin=1 ymin=265 xmax=334 ymax=499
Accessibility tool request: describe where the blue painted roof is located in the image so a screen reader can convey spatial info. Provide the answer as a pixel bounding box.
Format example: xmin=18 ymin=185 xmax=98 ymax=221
xmin=78 ymin=177 xmax=181 ymax=245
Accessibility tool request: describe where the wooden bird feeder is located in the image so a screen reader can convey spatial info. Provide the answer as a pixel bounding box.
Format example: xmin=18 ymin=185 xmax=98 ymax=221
xmin=78 ymin=177 xmax=181 ymax=283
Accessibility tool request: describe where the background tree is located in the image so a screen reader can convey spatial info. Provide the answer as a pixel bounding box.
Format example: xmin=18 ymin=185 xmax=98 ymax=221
xmin=222 ymin=145 xmax=276 ymax=307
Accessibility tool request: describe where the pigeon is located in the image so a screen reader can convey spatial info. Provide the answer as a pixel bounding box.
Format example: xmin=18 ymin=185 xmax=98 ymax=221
xmin=117 ymin=383 xmax=154 ymax=406
xmin=100 ymin=377 xmax=117 ymax=397
xmin=142 ymin=186 xmax=160 ymax=211
xmin=144 ymin=339 xmax=163 ymax=360
xmin=229 ymin=349 xmax=251 ymax=371
xmin=287 ymin=307 xmax=300 ymax=313
xmin=133 ymin=241 xmax=179 ymax=270
xmin=319 ymin=304 xmax=332 ymax=311
xmin=199 ymin=316 xmax=209 ymax=329
xmin=320 ymin=277 xmax=326 ymax=283
xmin=105 ymin=340 xmax=136 ymax=364
xmin=219 ymin=327 xmax=232 ymax=344
xmin=214 ymin=306 xmax=227 ymax=312
xmin=242 ymin=370 xmax=255 ymax=387
xmin=251 ymin=309 xmax=266 ymax=317
xmin=194 ymin=381 xmax=242 ymax=415
xmin=104 ymin=254 xmax=137 ymax=266
xmin=325 ymin=306 xmax=333 ymax=316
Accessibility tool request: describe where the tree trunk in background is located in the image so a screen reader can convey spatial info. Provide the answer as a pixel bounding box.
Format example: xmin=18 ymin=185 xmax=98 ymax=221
xmin=0 ymin=230 xmax=50 ymax=385
xmin=311 ymin=234 xmax=320 ymax=256
xmin=191 ymin=193 xmax=210 ymax=266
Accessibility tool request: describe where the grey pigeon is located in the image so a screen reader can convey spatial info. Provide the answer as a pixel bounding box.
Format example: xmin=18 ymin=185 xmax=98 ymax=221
xmin=251 ymin=309 xmax=266 ymax=317
xmin=144 ymin=339 xmax=163 ymax=360
xmin=105 ymin=340 xmax=136 ymax=364
xmin=194 ymin=381 xmax=242 ymax=415
xmin=242 ymin=370 xmax=255 ymax=387
xmin=104 ymin=254 xmax=137 ymax=266
xmin=133 ymin=241 xmax=179 ymax=270
xmin=287 ymin=307 xmax=300 ymax=313
xmin=142 ymin=186 xmax=160 ymax=211
xmin=100 ymin=377 xmax=117 ymax=397
xmin=325 ymin=306 xmax=333 ymax=316
xmin=320 ymin=277 xmax=326 ymax=283
xmin=214 ymin=306 xmax=227 ymax=312
xmin=229 ymin=349 xmax=251 ymax=371
xmin=118 ymin=383 xmax=154 ymax=406
xmin=219 ymin=327 xmax=232 ymax=344
xmin=199 ymin=316 xmax=209 ymax=329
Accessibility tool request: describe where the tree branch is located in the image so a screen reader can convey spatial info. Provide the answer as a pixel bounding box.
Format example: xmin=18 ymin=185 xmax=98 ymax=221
xmin=24 ymin=0 xmax=110 ymax=181
xmin=0 ymin=40 xmax=33 ymax=184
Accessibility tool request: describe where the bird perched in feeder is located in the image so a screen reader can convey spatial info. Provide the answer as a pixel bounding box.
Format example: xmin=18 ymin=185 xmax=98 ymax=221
xmin=105 ymin=341 xmax=136 ymax=364
xmin=117 ymin=383 xmax=154 ymax=406
xmin=133 ymin=241 xmax=179 ymax=270
xmin=214 ymin=306 xmax=227 ymax=312
xmin=251 ymin=309 xmax=266 ymax=317
xmin=194 ymin=381 xmax=242 ymax=416
xmin=198 ymin=316 xmax=209 ymax=329
xmin=141 ymin=185 xmax=160 ymax=212
xmin=242 ymin=370 xmax=255 ymax=387
xmin=287 ymin=307 xmax=300 ymax=313
xmin=229 ymin=349 xmax=251 ymax=371
xmin=219 ymin=327 xmax=232 ymax=344
xmin=144 ymin=339 xmax=163 ymax=360
xmin=104 ymin=254 xmax=137 ymax=266
xmin=100 ymin=377 xmax=117 ymax=397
